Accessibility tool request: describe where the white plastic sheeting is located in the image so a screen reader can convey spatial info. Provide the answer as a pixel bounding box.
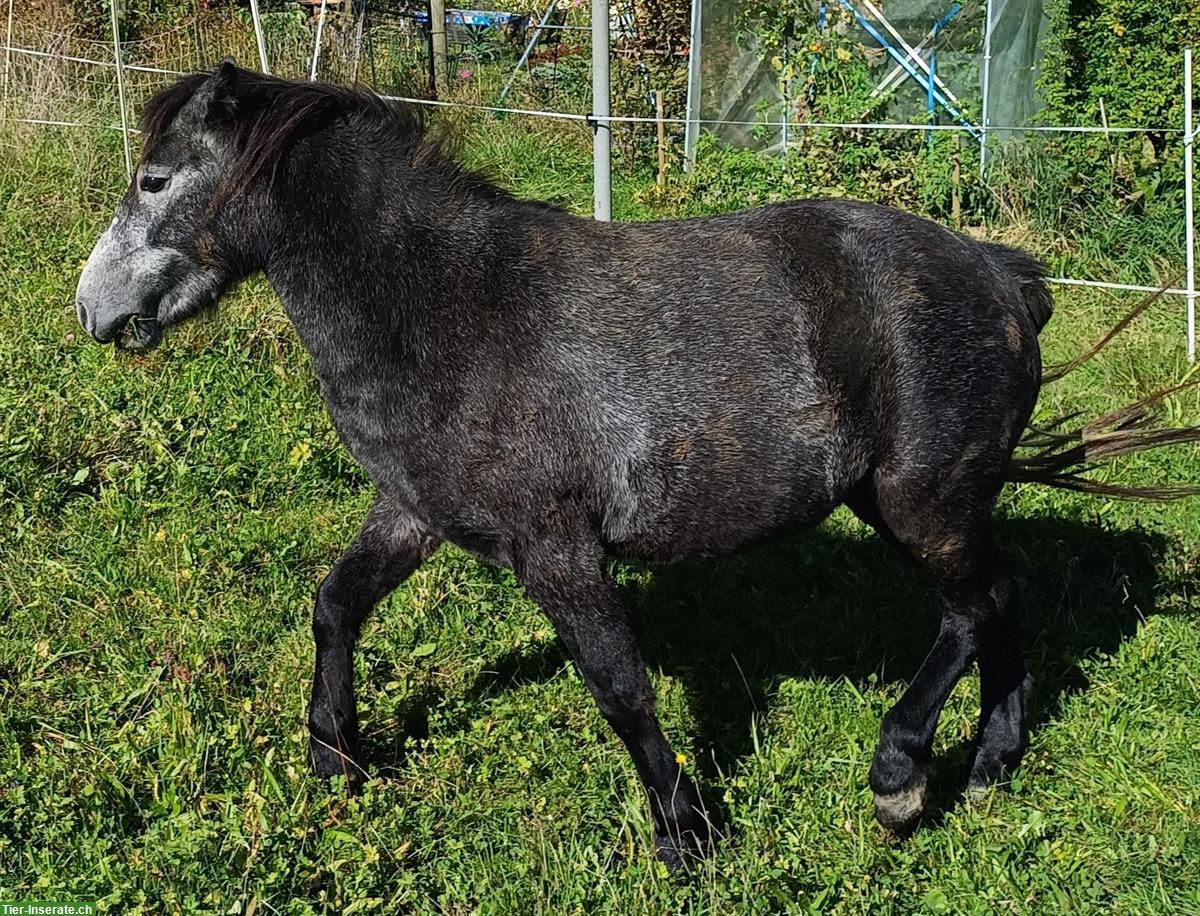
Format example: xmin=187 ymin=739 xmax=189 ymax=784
xmin=688 ymin=0 xmax=1048 ymax=154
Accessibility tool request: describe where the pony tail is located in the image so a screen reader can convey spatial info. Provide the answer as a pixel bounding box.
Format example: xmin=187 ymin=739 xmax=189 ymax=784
xmin=1010 ymin=378 xmax=1200 ymax=500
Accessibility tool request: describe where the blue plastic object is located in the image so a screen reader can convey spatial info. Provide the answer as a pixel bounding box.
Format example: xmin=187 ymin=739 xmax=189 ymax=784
xmin=838 ymin=0 xmax=981 ymax=140
xmin=410 ymin=7 xmax=525 ymax=31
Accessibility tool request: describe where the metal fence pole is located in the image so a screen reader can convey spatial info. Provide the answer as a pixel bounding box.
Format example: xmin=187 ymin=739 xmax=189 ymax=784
xmin=249 ymin=0 xmax=270 ymax=74
xmin=351 ymin=1 xmax=366 ymax=83
xmin=193 ymin=10 xmax=206 ymax=69
xmin=309 ymin=0 xmax=329 ymax=81
xmin=110 ymin=0 xmax=133 ymax=181
xmin=781 ymin=80 xmax=788 ymax=154
xmin=591 ymin=0 xmax=611 ymax=221
xmin=1185 ymin=48 xmax=1195 ymax=362
xmin=979 ymin=0 xmax=993 ymax=175
xmin=683 ymin=0 xmax=702 ymax=171
xmin=499 ymin=0 xmax=558 ymax=104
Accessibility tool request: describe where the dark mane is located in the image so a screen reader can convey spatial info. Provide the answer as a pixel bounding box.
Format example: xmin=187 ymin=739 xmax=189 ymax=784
xmin=140 ymin=64 xmax=514 ymax=204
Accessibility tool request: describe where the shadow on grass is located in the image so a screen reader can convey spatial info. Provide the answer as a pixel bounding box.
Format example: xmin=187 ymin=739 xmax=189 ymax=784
xmin=361 ymin=513 xmax=1189 ymax=831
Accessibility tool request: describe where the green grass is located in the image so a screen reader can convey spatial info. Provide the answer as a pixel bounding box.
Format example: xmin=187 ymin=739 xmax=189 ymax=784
xmin=1 ymin=116 xmax=1198 ymax=915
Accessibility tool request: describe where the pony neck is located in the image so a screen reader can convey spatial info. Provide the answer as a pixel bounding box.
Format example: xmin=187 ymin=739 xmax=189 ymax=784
xmin=255 ymin=130 xmax=512 ymax=373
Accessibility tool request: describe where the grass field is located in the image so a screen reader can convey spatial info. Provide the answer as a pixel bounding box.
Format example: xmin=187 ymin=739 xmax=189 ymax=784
xmin=1 ymin=113 xmax=1199 ymax=915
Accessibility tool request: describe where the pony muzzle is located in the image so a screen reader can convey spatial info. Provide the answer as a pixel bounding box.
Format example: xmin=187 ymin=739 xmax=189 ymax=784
xmin=75 ymin=293 xmax=161 ymax=349
xmin=116 ymin=315 xmax=164 ymax=351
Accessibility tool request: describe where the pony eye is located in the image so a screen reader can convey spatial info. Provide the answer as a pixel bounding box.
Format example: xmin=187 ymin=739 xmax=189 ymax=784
xmin=139 ymin=174 xmax=168 ymax=193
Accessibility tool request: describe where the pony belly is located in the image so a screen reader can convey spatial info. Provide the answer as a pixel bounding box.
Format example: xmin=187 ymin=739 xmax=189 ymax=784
xmin=602 ymin=453 xmax=846 ymax=563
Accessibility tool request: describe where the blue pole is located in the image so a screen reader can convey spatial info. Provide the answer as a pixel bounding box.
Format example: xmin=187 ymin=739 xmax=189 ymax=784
xmin=927 ymin=49 xmax=936 ymax=146
xmin=932 ymin=3 xmax=961 ymax=35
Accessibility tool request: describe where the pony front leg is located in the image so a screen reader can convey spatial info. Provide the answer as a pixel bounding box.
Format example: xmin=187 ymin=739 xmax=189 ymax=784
xmin=516 ymin=537 xmax=714 ymax=869
xmin=309 ymin=497 xmax=438 ymax=787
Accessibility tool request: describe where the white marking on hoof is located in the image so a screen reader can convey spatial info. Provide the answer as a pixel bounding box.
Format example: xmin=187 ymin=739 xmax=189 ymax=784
xmin=966 ymin=782 xmax=992 ymax=806
xmin=873 ymin=772 xmax=928 ymax=831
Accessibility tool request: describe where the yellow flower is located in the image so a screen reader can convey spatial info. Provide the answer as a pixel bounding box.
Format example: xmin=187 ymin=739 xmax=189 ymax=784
xmin=837 ymin=47 xmax=852 ymax=62
xmin=675 ymin=752 xmax=688 ymax=765
xmin=288 ymin=441 xmax=313 ymax=467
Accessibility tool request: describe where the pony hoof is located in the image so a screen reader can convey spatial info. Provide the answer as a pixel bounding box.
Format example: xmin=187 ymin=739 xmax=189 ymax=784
xmin=873 ymin=771 xmax=928 ymax=833
xmin=655 ymin=826 xmax=714 ymax=872
xmin=965 ymin=782 xmax=992 ymax=806
xmin=310 ymin=740 xmax=364 ymax=791
xmin=967 ymin=752 xmax=1016 ymax=802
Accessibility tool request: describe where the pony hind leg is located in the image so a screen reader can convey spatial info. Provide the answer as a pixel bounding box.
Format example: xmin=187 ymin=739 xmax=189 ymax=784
xmin=849 ymin=470 xmax=1029 ymax=831
xmin=969 ymin=568 xmax=1033 ymax=797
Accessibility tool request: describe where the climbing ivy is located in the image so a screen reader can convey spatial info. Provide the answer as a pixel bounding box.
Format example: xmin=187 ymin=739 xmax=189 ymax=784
xmin=1040 ymin=0 xmax=1198 ymax=130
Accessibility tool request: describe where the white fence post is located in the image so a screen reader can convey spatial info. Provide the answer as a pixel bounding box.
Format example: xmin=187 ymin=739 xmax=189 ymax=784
xmin=110 ymin=0 xmax=133 ymax=181
xmin=351 ymin=2 xmax=366 ymax=83
xmin=309 ymin=0 xmax=328 ymax=81
xmin=249 ymin=0 xmax=270 ymax=74
xmin=591 ymin=0 xmax=611 ymax=221
xmin=1185 ymin=48 xmax=1195 ymax=362
xmin=683 ymin=0 xmax=702 ymax=171
xmin=979 ymin=0 xmax=993 ymax=175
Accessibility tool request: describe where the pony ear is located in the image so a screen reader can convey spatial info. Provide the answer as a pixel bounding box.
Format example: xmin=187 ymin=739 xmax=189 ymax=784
xmin=183 ymin=58 xmax=240 ymax=129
